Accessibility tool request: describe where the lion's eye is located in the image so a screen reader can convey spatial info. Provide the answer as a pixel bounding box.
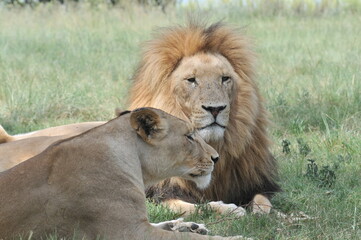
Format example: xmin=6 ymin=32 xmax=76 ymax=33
xmin=222 ymin=76 xmax=231 ymax=83
xmin=187 ymin=77 xmax=196 ymax=83
xmin=186 ymin=134 xmax=194 ymax=141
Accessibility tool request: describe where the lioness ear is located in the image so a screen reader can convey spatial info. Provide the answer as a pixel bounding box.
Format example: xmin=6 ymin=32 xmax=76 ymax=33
xmin=130 ymin=108 xmax=169 ymax=143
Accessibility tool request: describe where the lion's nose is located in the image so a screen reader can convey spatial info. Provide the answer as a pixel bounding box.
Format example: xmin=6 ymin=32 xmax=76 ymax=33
xmin=202 ymin=105 xmax=227 ymax=118
xmin=211 ymin=156 xmax=219 ymax=164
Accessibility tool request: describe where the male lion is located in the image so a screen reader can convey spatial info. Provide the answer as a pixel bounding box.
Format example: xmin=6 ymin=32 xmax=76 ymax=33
xmin=0 ymin=108 xmax=247 ymax=240
xmin=128 ymin=22 xmax=281 ymax=214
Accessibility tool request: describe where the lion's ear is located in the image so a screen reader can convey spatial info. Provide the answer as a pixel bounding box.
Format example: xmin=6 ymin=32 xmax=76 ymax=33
xmin=130 ymin=108 xmax=169 ymax=143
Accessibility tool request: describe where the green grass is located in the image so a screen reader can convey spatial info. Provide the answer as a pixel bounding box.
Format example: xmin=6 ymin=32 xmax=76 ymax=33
xmin=0 ymin=5 xmax=360 ymax=240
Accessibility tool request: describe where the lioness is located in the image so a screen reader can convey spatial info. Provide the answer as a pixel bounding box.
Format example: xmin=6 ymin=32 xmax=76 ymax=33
xmin=0 ymin=121 xmax=105 ymax=143
xmin=0 ymin=122 xmax=106 ymax=171
xmin=0 ymin=108 xmax=246 ymax=240
xmin=0 ymin=135 xmax=66 ymax=171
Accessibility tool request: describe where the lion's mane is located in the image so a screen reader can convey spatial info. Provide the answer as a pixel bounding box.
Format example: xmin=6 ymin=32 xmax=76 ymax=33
xmin=128 ymin=22 xmax=280 ymax=205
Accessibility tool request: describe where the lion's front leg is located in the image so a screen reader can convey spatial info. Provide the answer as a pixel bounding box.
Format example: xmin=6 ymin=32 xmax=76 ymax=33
xmin=163 ymin=199 xmax=246 ymax=217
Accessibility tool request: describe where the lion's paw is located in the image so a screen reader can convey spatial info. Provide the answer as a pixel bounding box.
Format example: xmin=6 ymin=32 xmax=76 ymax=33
xmin=208 ymin=201 xmax=246 ymax=217
xmin=169 ymin=218 xmax=209 ymax=235
xmin=151 ymin=218 xmax=209 ymax=235
xmin=251 ymin=194 xmax=272 ymax=214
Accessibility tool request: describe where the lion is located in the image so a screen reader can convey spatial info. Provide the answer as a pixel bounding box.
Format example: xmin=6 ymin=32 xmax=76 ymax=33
xmin=0 ymin=121 xmax=105 ymax=143
xmin=128 ymin=22 xmax=281 ymax=215
xmin=0 ymin=108 xmax=248 ymax=240
xmin=0 ymin=135 xmax=66 ymax=172
xmin=0 ymin=122 xmax=105 ymax=172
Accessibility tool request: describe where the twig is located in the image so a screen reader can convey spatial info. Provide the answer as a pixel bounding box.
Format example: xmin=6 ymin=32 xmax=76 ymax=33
xmin=352 ymin=205 xmax=357 ymax=231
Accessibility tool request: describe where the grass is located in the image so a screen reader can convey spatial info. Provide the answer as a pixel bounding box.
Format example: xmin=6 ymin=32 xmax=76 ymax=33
xmin=0 ymin=4 xmax=360 ymax=240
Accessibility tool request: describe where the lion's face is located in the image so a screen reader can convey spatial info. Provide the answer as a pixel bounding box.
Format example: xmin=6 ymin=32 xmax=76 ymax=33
xmin=171 ymin=53 xmax=237 ymax=142
xmin=131 ymin=108 xmax=218 ymax=189
xmin=174 ymin=129 xmax=218 ymax=189
xmin=157 ymin=114 xmax=219 ymax=189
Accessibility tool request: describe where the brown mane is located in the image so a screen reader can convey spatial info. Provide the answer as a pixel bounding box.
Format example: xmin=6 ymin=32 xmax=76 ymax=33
xmin=128 ymin=22 xmax=280 ymax=206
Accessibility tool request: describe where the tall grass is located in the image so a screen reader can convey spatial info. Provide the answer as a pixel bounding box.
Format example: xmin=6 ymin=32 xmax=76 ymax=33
xmin=0 ymin=7 xmax=174 ymax=132
xmin=0 ymin=5 xmax=360 ymax=239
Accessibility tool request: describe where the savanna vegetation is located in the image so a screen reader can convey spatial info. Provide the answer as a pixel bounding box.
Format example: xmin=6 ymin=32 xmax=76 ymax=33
xmin=0 ymin=1 xmax=360 ymax=239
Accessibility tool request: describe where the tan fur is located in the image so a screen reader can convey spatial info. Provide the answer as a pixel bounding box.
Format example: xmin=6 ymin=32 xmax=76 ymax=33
xmin=0 ymin=108 xmax=247 ymax=240
xmin=251 ymin=194 xmax=272 ymax=214
xmin=128 ymin=22 xmax=280 ymax=212
xmin=0 ymin=135 xmax=67 ymax=172
xmin=0 ymin=125 xmax=14 ymax=143
xmin=0 ymin=122 xmax=105 ymax=171
xmin=165 ymin=199 xmax=246 ymax=217
xmin=7 ymin=122 xmax=105 ymax=140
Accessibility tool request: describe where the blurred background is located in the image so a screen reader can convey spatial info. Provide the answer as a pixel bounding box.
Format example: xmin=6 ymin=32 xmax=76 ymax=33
xmin=1 ymin=0 xmax=361 ymax=14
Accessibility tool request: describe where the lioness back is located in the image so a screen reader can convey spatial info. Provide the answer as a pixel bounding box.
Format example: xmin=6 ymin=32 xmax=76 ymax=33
xmin=0 ymin=122 xmax=106 ymax=172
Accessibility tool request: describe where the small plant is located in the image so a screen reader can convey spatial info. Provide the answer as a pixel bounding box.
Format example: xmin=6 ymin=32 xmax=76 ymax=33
xmin=297 ymin=138 xmax=311 ymax=157
xmin=305 ymin=159 xmax=337 ymax=188
xmin=305 ymin=159 xmax=318 ymax=179
xmin=282 ymin=139 xmax=291 ymax=154
xmin=318 ymin=165 xmax=336 ymax=188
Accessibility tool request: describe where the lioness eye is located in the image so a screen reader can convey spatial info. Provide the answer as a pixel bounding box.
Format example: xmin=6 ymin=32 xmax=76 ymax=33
xmin=222 ymin=76 xmax=230 ymax=83
xmin=186 ymin=134 xmax=194 ymax=141
xmin=187 ymin=77 xmax=196 ymax=83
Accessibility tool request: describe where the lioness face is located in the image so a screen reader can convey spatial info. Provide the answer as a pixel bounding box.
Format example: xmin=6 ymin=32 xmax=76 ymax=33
xmin=154 ymin=112 xmax=219 ymax=189
xmin=171 ymin=53 xmax=237 ymax=142
xmin=131 ymin=108 xmax=218 ymax=189
xmin=177 ymin=128 xmax=218 ymax=189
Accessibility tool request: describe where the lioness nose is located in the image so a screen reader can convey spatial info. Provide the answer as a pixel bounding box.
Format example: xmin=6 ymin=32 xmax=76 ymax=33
xmin=202 ymin=105 xmax=227 ymax=118
xmin=211 ymin=156 xmax=219 ymax=164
